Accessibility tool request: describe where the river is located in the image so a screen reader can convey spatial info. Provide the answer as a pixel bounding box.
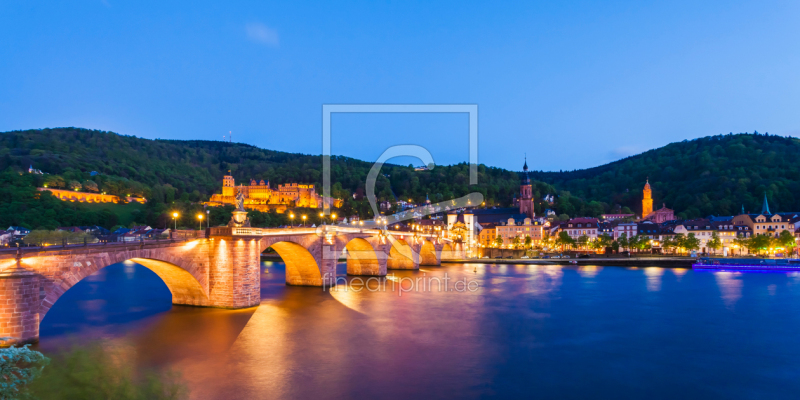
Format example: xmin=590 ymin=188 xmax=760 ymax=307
xmin=36 ymin=261 xmax=800 ymax=399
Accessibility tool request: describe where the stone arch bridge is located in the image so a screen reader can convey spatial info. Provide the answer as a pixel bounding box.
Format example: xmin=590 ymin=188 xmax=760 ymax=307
xmin=0 ymin=226 xmax=462 ymax=343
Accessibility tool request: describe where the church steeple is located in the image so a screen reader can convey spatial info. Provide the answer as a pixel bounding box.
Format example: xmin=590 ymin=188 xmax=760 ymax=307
xmin=761 ymin=192 xmax=771 ymax=215
xmin=642 ymin=179 xmax=653 ymax=217
xmin=519 ymin=156 xmax=534 ymax=218
xmin=521 ymin=156 xmax=531 ymax=185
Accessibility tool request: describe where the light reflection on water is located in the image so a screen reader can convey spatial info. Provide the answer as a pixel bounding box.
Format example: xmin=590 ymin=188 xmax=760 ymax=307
xmin=36 ymin=261 xmax=800 ymax=399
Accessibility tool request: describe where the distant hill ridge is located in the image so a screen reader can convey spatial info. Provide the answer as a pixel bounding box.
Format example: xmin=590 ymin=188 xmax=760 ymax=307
xmin=528 ymin=132 xmax=800 ymax=217
xmin=1 ymin=128 xmax=798 ymax=219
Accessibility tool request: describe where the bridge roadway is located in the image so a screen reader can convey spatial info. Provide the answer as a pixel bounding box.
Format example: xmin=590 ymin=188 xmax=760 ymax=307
xmin=0 ymin=225 xmax=462 ymax=343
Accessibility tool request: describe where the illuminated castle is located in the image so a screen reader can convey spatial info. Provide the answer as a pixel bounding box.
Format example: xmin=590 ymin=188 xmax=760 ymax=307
xmin=207 ymin=174 xmax=341 ymax=213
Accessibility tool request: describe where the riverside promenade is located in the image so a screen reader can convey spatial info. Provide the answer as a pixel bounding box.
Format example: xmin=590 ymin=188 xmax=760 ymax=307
xmin=445 ymin=256 xmax=697 ymax=267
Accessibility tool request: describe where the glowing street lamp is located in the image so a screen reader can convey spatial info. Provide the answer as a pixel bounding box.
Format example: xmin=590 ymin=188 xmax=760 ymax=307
xmin=302 ymin=215 xmax=307 ymax=227
xmin=172 ymin=212 xmax=179 ymax=231
xmin=197 ymin=214 xmax=204 ymax=230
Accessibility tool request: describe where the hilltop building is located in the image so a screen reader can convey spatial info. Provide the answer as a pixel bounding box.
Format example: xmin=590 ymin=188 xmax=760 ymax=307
xmin=206 ymin=174 xmax=342 ymax=213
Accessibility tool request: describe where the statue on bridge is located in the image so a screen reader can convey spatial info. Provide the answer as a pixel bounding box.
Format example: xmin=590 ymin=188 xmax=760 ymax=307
xmin=228 ymin=187 xmax=251 ymax=227
xmin=235 ymin=187 xmax=246 ymax=212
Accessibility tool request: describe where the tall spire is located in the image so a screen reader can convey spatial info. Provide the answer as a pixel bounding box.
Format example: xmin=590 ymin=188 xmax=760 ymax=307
xmin=521 ymin=156 xmax=531 ymax=185
xmin=761 ymin=192 xmax=771 ymax=215
xmin=741 ymin=204 xmax=745 ymax=215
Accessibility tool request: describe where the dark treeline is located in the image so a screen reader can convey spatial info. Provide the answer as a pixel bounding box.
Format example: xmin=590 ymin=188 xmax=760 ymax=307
xmin=1 ymin=128 xmax=798 ymax=229
xmin=529 ymin=132 xmax=800 ymax=218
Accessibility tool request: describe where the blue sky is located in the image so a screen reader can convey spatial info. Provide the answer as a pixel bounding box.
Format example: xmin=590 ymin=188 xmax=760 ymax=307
xmin=1 ymin=1 xmax=799 ymax=171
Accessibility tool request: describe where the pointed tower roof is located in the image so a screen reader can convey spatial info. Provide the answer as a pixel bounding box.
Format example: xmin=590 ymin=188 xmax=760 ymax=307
xmin=741 ymin=204 xmax=745 ymax=215
xmin=521 ymin=156 xmax=531 ymax=185
xmin=761 ymin=192 xmax=771 ymax=215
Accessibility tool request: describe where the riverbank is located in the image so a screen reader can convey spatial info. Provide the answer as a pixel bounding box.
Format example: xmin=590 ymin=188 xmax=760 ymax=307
xmin=262 ymin=253 xmax=696 ymax=268
xmin=444 ymin=257 xmax=696 ymax=267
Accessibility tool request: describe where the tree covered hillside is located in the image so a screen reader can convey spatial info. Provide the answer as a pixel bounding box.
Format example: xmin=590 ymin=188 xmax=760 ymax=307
xmin=0 ymin=128 xmax=539 ymax=229
xmin=1 ymin=128 xmax=797 ymax=230
xmin=530 ymin=132 xmax=800 ymax=218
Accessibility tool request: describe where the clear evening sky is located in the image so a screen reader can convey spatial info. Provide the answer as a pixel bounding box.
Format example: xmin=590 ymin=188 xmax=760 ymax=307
xmin=1 ymin=1 xmax=799 ymax=171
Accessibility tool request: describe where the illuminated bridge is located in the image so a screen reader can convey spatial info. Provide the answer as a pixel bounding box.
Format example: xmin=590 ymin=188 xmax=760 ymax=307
xmin=0 ymin=226 xmax=462 ymax=343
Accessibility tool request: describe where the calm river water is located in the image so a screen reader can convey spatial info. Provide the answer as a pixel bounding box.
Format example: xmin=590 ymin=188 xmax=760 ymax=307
xmin=36 ymin=261 xmax=800 ymax=399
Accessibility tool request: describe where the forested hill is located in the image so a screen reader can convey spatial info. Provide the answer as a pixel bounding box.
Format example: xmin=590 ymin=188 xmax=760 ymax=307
xmin=1 ymin=128 xmax=798 ymax=229
xmin=0 ymin=127 xmax=523 ymax=208
xmin=529 ymin=132 xmax=800 ymax=218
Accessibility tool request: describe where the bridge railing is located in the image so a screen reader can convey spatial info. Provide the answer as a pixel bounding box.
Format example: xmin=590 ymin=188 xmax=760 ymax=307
xmin=0 ymin=233 xmax=202 ymax=256
xmin=206 ymin=225 xmax=454 ymax=246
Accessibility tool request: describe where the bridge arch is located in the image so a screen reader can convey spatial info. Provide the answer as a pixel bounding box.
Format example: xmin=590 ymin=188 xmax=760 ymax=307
xmin=419 ymin=240 xmax=439 ymax=266
xmin=344 ymin=238 xmax=381 ymax=276
xmin=36 ymin=252 xmax=210 ymax=325
xmin=387 ymin=238 xmax=416 ymax=270
xmin=264 ymin=240 xmax=323 ymax=286
xmin=440 ymin=243 xmax=454 ymax=261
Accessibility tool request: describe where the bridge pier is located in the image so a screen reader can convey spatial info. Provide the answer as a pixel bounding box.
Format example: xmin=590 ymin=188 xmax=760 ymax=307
xmin=0 ymin=268 xmax=40 ymax=344
xmin=0 ymin=236 xmax=264 ymax=344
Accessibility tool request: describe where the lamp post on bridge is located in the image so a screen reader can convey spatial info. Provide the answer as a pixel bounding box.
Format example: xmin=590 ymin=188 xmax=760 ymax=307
xmin=289 ymin=213 xmax=294 ymax=228
xmin=172 ymin=212 xmax=179 ymax=231
xmin=197 ymin=214 xmax=204 ymax=230
xmin=302 ymin=215 xmax=307 ymax=227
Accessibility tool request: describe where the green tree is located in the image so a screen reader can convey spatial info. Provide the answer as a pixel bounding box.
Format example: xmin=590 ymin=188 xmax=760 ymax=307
xmin=83 ymin=180 xmax=99 ymax=192
xmin=0 ymin=341 xmax=49 ymax=399
xmin=556 ymin=231 xmax=575 ymax=251
xmin=733 ymin=236 xmax=748 ymax=255
xmin=68 ymin=180 xmax=82 ymax=191
xmin=684 ymin=233 xmax=701 ymax=253
xmin=494 ymin=234 xmax=503 ymax=248
xmin=661 ymin=236 xmax=675 ymax=254
xmin=577 ymin=234 xmax=589 ymax=249
xmin=44 ymin=175 xmax=65 ymax=188
xmin=674 ymin=233 xmax=686 ymax=254
xmin=632 ymin=235 xmax=652 ymax=253
xmin=617 ymin=233 xmax=629 ymax=252
xmin=778 ymin=230 xmax=796 ymax=255
xmin=747 ymin=235 xmax=774 ymax=255
xmin=707 ymin=231 xmax=722 ymax=255
xmin=524 ymin=235 xmax=532 ymax=249
xmin=512 ymin=235 xmax=521 ymax=249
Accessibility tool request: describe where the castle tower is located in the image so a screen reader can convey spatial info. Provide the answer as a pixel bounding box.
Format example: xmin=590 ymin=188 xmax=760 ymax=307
xmin=761 ymin=192 xmax=771 ymax=215
xmin=519 ymin=157 xmax=534 ymax=218
xmin=222 ymin=173 xmax=235 ymax=197
xmin=642 ymin=179 xmax=653 ymax=217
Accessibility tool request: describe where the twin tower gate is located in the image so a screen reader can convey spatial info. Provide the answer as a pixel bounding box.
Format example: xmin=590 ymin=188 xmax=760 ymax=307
xmin=0 ymin=226 xmax=461 ymax=343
